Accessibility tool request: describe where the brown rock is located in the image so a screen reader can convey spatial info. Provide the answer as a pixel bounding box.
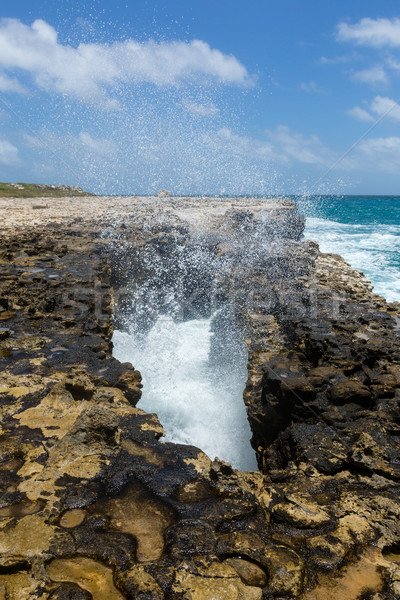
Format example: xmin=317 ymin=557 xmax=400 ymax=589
xmin=272 ymin=496 xmax=332 ymax=529
xmin=328 ymin=379 xmax=372 ymax=405
xmin=116 ymin=363 xmax=142 ymax=405
xmin=224 ymin=557 xmax=268 ymax=587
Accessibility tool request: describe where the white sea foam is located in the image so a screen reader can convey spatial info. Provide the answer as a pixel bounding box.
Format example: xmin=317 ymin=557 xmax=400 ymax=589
xmin=305 ymin=217 xmax=400 ymax=302
xmin=113 ymin=314 xmax=257 ymax=471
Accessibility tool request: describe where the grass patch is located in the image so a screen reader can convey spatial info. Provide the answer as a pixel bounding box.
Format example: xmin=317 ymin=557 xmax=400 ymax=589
xmin=0 ymin=182 xmax=95 ymax=198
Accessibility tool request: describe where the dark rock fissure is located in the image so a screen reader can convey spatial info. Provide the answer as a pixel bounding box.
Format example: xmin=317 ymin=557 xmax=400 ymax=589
xmin=111 ymin=234 xmax=258 ymax=469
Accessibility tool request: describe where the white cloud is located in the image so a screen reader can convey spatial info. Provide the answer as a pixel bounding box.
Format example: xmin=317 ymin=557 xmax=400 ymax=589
xmin=23 ymin=129 xmax=118 ymax=157
xmin=336 ymin=18 xmax=400 ymax=88
xmin=337 ymin=17 xmax=400 ymax=48
xmin=351 ymin=65 xmax=388 ymax=85
xmin=209 ymin=125 xmax=336 ymax=169
xmin=0 ymin=18 xmax=251 ymax=108
xmin=353 ymin=136 xmax=400 ymax=172
xmin=319 ymin=54 xmax=355 ymax=65
xmin=78 ymin=132 xmax=118 ymax=156
xmin=300 ymin=80 xmax=325 ymax=93
xmin=209 ymin=127 xmax=276 ymax=161
xmin=265 ymin=125 xmax=335 ymax=166
xmin=387 ymin=57 xmax=400 ymax=72
xmin=370 ymin=95 xmax=400 ymax=121
xmin=183 ymin=101 xmax=220 ymax=116
xmin=0 ymin=139 xmax=20 ymax=165
xmin=348 ymin=96 xmax=400 ymax=123
xmin=0 ymin=73 xmax=26 ymax=93
xmin=347 ymin=106 xmax=375 ymax=122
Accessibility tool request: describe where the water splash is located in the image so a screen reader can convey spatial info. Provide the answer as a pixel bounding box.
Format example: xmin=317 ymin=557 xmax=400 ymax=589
xmin=113 ymin=310 xmax=257 ymax=471
xmin=108 ymin=196 xmax=305 ymax=471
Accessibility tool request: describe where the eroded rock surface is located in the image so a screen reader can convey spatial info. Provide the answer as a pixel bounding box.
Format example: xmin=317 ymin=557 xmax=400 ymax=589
xmin=0 ymin=195 xmax=399 ymax=598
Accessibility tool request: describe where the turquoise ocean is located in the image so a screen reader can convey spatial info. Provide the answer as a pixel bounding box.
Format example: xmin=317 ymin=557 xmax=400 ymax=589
xmin=295 ymin=196 xmax=400 ymax=303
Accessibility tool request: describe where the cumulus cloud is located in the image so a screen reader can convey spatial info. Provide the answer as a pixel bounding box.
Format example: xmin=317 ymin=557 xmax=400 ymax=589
xmin=351 ymin=65 xmax=388 ymax=85
xmin=210 ymin=124 xmax=400 ymax=180
xmin=183 ymin=101 xmax=220 ymax=116
xmin=387 ymin=57 xmax=400 ymax=72
xmin=370 ymin=95 xmax=400 ymax=121
xmin=0 ymin=18 xmax=251 ymax=108
xmin=353 ymin=136 xmax=400 ymax=172
xmin=265 ymin=126 xmax=335 ymax=166
xmin=319 ymin=54 xmax=355 ymax=65
xmin=23 ymin=129 xmax=118 ymax=157
xmin=209 ymin=127 xmax=276 ymax=161
xmin=0 ymin=139 xmax=20 ymax=165
xmin=78 ymin=132 xmax=118 ymax=156
xmin=335 ymin=18 xmax=400 ymax=89
xmin=300 ymin=80 xmax=325 ymax=93
xmin=0 ymin=73 xmax=26 ymax=93
xmin=348 ymin=96 xmax=400 ymax=123
xmin=347 ymin=106 xmax=375 ymax=122
xmin=207 ymin=126 xmax=336 ymax=169
xmin=337 ymin=17 xmax=400 ymax=48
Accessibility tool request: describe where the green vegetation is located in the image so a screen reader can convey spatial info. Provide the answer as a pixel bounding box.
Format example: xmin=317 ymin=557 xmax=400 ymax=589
xmin=0 ymin=182 xmax=95 ymax=198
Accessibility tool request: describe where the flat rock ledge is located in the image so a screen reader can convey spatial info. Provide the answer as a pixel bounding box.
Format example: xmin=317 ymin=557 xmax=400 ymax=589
xmin=0 ymin=196 xmax=399 ymax=599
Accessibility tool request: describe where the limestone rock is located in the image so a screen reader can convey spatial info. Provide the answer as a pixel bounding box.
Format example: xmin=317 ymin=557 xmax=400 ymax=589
xmin=271 ymin=495 xmax=332 ymax=529
xmin=172 ymin=562 xmax=263 ymax=600
xmin=224 ymin=558 xmax=268 ymax=587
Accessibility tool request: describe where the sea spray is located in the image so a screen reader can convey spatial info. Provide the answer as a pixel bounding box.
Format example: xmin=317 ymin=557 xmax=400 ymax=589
xmin=109 ymin=197 xmax=305 ymax=471
xmin=113 ymin=310 xmax=257 ymax=471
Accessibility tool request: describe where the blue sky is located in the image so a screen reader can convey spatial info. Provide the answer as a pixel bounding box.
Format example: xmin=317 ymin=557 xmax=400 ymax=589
xmin=1 ymin=0 xmax=400 ymax=195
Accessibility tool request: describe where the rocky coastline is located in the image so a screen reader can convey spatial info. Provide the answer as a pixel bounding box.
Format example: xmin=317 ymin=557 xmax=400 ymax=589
xmin=0 ymin=195 xmax=399 ymax=599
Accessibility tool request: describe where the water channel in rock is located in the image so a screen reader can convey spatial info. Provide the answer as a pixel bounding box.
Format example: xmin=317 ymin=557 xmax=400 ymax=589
xmin=108 ymin=200 xmax=273 ymax=471
xmin=113 ymin=305 xmax=257 ymax=471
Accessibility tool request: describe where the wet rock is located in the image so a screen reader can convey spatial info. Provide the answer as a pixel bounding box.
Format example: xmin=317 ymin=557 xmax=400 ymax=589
xmin=49 ymin=583 xmax=93 ymax=600
xmin=0 ymin=328 xmax=10 ymax=340
xmin=172 ymin=561 xmax=263 ymax=600
xmin=328 ymin=379 xmax=372 ymax=405
xmin=224 ymin=557 xmax=268 ymax=587
xmin=0 ymin=571 xmax=45 ymax=599
xmin=0 ymin=514 xmax=56 ymax=568
xmin=307 ymin=532 xmax=349 ymax=568
xmin=263 ymin=545 xmax=304 ymax=597
xmin=59 ymin=508 xmax=87 ymax=528
xmin=165 ymin=520 xmax=216 ymax=557
xmin=115 ymin=362 xmax=142 ymax=405
xmin=306 ymin=494 xmax=377 ymax=569
xmin=308 ymin=366 xmax=344 ymax=387
xmin=47 ymin=557 xmax=124 ymax=600
xmin=216 ymin=531 xmax=267 ymax=563
xmin=64 ymin=367 xmax=96 ymax=401
xmin=271 ymin=495 xmax=332 ymax=529
xmin=115 ymin=565 xmax=164 ymax=599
